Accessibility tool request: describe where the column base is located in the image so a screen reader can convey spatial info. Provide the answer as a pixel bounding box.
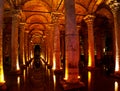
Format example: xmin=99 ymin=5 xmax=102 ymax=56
xmin=0 ymin=83 xmax=7 ymax=91
xmin=60 ymin=80 xmax=85 ymax=90
xmin=111 ymin=71 xmax=120 ymax=78
xmin=10 ymin=70 xmax=21 ymax=75
xmin=20 ymin=64 xmax=27 ymax=69
xmin=47 ymin=64 xmax=52 ymax=69
xmin=54 ymin=69 xmax=63 ymax=75
xmin=87 ymin=66 xmax=97 ymax=71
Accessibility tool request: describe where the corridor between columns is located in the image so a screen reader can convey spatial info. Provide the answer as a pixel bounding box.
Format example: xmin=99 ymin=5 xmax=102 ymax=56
xmin=3 ymin=57 xmax=120 ymax=91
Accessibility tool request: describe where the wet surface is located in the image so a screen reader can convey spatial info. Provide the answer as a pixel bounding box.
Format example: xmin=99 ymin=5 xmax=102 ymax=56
xmin=3 ymin=60 xmax=120 ymax=91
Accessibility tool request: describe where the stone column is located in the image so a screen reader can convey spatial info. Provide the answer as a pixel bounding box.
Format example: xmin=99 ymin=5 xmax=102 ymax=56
xmin=107 ymin=0 xmax=120 ymax=72
xmin=60 ymin=30 xmax=65 ymax=69
xmin=52 ymin=13 xmax=61 ymax=71
xmin=0 ymin=0 xmax=6 ymax=87
xmin=19 ymin=23 xmax=25 ymax=66
xmin=47 ymin=25 xmax=54 ymax=68
xmin=11 ymin=10 xmax=21 ymax=73
xmin=64 ymin=0 xmax=80 ymax=83
xmin=24 ymin=31 xmax=29 ymax=63
xmin=84 ymin=15 xmax=95 ymax=68
xmin=46 ymin=31 xmax=50 ymax=64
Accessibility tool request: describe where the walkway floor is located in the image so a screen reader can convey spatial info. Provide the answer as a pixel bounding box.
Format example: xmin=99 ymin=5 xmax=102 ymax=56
xmin=3 ymin=61 xmax=120 ymax=91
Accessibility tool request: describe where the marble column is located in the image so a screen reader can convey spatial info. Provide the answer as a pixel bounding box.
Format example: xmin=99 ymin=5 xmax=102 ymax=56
xmin=107 ymin=0 xmax=120 ymax=72
xmin=60 ymin=30 xmax=65 ymax=69
xmin=84 ymin=15 xmax=95 ymax=68
xmin=0 ymin=0 xmax=5 ymax=86
xmin=48 ymin=25 xmax=54 ymax=68
xmin=64 ymin=0 xmax=80 ymax=83
xmin=24 ymin=31 xmax=29 ymax=63
xmin=19 ymin=23 xmax=25 ymax=66
xmin=52 ymin=14 xmax=61 ymax=71
xmin=46 ymin=31 xmax=51 ymax=64
xmin=11 ymin=10 xmax=21 ymax=72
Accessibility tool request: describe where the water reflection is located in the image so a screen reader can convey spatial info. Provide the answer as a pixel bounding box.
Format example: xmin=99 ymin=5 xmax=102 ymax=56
xmin=17 ymin=76 xmax=20 ymax=90
xmin=88 ymin=71 xmax=91 ymax=91
xmin=114 ymin=81 xmax=118 ymax=91
xmin=23 ymin=69 xmax=26 ymax=82
xmin=53 ymin=74 xmax=56 ymax=91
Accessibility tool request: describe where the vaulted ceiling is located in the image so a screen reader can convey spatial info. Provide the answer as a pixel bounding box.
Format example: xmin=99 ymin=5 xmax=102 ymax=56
xmin=3 ymin=0 xmax=114 ymax=44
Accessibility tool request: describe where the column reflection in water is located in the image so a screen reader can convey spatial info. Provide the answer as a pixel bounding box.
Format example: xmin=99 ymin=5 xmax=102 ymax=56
xmin=17 ymin=76 xmax=20 ymax=90
xmin=88 ymin=71 xmax=92 ymax=91
xmin=23 ymin=69 xmax=26 ymax=82
xmin=114 ymin=81 xmax=118 ymax=91
xmin=53 ymin=74 xmax=56 ymax=91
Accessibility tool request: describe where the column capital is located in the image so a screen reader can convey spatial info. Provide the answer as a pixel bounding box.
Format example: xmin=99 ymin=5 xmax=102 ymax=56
xmin=106 ymin=0 xmax=120 ymax=14
xmin=83 ymin=15 xmax=95 ymax=24
xmin=51 ymin=12 xmax=63 ymax=23
xmin=19 ymin=22 xmax=26 ymax=26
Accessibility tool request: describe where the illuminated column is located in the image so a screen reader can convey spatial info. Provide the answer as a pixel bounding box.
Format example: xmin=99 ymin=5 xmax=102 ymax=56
xmin=64 ymin=0 xmax=80 ymax=82
xmin=83 ymin=32 xmax=88 ymax=66
xmin=60 ymin=30 xmax=65 ymax=69
xmin=46 ymin=31 xmax=50 ymax=64
xmin=52 ymin=14 xmax=61 ymax=71
xmin=84 ymin=15 xmax=95 ymax=68
xmin=24 ymin=31 xmax=29 ymax=62
xmin=11 ymin=10 xmax=20 ymax=72
xmin=107 ymin=0 xmax=120 ymax=72
xmin=19 ymin=23 xmax=25 ymax=66
xmin=0 ymin=0 xmax=6 ymax=87
xmin=48 ymin=25 xmax=54 ymax=67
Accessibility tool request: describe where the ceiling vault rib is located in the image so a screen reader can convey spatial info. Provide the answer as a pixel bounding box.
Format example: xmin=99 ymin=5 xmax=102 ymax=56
xmin=56 ymin=0 xmax=63 ymax=11
xmin=23 ymin=10 xmax=51 ymax=13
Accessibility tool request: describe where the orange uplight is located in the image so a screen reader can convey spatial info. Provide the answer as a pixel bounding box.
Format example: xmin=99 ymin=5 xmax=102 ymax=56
xmin=52 ymin=53 xmax=56 ymax=70
xmin=23 ymin=55 xmax=25 ymax=65
xmin=64 ymin=59 xmax=68 ymax=80
xmin=0 ymin=66 xmax=5 ymax=84
xmin=16 ymin=59 xmax=20 ymax=70
xmin=88 ymin=50 xmax=92 ymax=67
xmin=114 ymin=81 xmax=118 ymax=91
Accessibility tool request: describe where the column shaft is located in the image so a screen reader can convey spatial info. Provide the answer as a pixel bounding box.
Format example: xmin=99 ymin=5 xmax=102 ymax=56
xmin=11 ymin=10 xmax=20 ymax=71
xmin=0 ymin=0 xmax=5 ymax=83
xmin=84 ymin=15 xmax=95 ymax=68
xmin=53 ymin=22 xmax=61 ymax=70
xmin=108 ymin=0 xmax=120 ymax=72
xmin=24 ymin=31 xmax=29 ymax=62
xmin=64 ymin=0 xmax=80 ymax=82
xmin=19 ymin=23 xmax=25 ymax=66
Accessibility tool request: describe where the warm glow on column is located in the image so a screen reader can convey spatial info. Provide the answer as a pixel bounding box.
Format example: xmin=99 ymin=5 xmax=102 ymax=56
xmin=64 ymin=59 xmax=68 ymax=80
xmin=0 ymin=66 xmax=5 ymax=83
xmin=115 ymin=44 xmax=119 ymax=72
xmin=23 ymin=54 xmax=25 ymax=65
xmin=52 ymin=53 xmax=56 ymax=70
xmin=30 ymin=50 xmax=33 ymax=58
xmin=88 ymin=50 xmax=92 ymax=67
xmin=23 ymin=69 xmax=26 ymax=82
xmin=16 ymin=58 xmax=20 ymax=70
xmin=114 ymin=81 xmax=118 ymax=91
